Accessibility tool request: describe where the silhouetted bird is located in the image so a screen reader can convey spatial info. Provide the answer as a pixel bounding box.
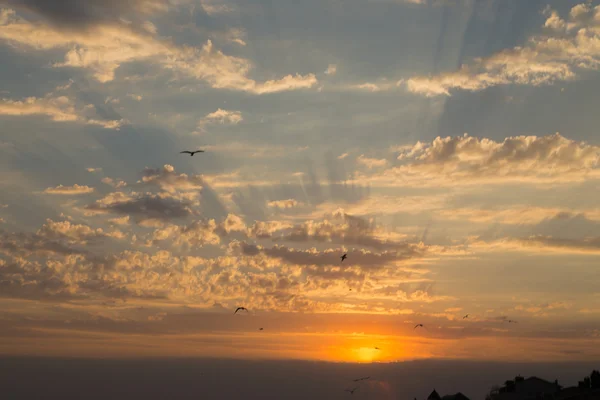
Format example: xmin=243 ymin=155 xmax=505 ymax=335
xmin=374 ymin=347 xmax=380 ymax=350
xmin=259 ymin=328 xmax=263 ymax=331
xmin=341 ymin=253 xmax=347 ymax=262
xmin=234 ymin=307 xmax=248 ymax=314
xmin=414 ymin=324 xmax=424 ymax=330
xmin=180 ymin=150 xmax=205 ymax=156
xmin=463 ymin=314 xmax=469 ymax=319
xmin=352 ymin=377 xmax=370 ymax=382
xmin=508 ymin=319 xmax=517 ymax=323
xmin=345 ymin=387 xmax=359 ymax=395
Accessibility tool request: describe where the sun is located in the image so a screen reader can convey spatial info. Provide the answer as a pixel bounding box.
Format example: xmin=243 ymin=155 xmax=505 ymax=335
xmin=354 ymin=347 xmax=381 ymax=363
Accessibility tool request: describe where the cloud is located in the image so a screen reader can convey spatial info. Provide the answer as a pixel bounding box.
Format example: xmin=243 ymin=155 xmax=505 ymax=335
xmin=0 ymin=9 xmax=318 ymax=93
xmin=85 ymin=191 xmax=195 ymax=223
xmin=36 ymin=219 xmax=114 ymax=244
xmin=196 ymin=108 xmax=242 ymax=132
xmin=6 ymin=0 xmax=169 ymax=28
xmin=438 ymin=207 xmax=600 ymax=225
xmin=356 ymin=155 xmax=388 ymax=169
xmin=360 ymin=133 xmax=600 ymax=187
xmin=127 ymin=94 xmax=143 ymax=101
xmin=44 ymin=184 xmax=95 ymax=195
xmin=469 ymin=235 xmax=600 ymax=255
xmin=200 ymin=0 xmax=235 ymax=16
xmin=405 ymin=3 xmax=600 ymax=96
xmin=267 ymin=199 xmax=301 ymax=210
xmin=0 ymin=93 xmax=124 ymax=129
xmin=219 ymin=28 xmax=247 ymax=46
xmin=140 ymin=165 xmax=203 ymax=193
xmin=86 ymin=168 xmax=102 ymax=173
xmin=325 ymin=64 xmax=337 ymax=75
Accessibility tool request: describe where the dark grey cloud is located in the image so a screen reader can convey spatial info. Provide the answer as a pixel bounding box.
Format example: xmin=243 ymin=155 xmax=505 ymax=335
xmin=238 ymin=242 xmax=421 ymax=270
xmin=0 ymin=230 xmax=87 ymax=257
xmin=86 ymin=193 xmax=194 ymax=222
xmin=3 ymin=0 xmax=165 ymax=29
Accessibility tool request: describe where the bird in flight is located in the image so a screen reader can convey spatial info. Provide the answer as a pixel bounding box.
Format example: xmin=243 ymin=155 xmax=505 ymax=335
xmin=508 ymin=319 xmax=518 ymax=323
xmin=352 ymin=377 xmax=370 ymax=382
xmin=463 ymin=314 xmax=469 ymax=319
xmin=341 ymin=253 xmax=347 ymax=262
xmin=234 ymin=307 xmax=248 ymax=314
xmin=259 ymin=327 xmax=264 ymax=331
xmin=345 ymin=388 xmax=359 ymax=395
xmin=374 ymin=347 xmax=380 ymax=350
xmin=414 ymin=324 xmax=424 ymax=330
xmin=180 ymin=150 xmax=205 ymax=156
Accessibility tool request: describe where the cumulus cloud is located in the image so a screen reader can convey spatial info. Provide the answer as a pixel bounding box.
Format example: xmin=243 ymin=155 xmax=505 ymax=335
xmin=405 ymin=3 xmax=600 ymax=96
xmin=0 ymin=93 xmax=124 ymax=129
xmin=140 ymin=165 xmax=203 ymax=193
xmin=36 ymin=219 xmax=113 ymax=244
xmin=44 ymin=184 xmax=95 ymax=195
xmin=0 ymin=9 xmax=318 ymax=93
xmin=196 ymin=108 xmax=242 ymax=133
xmin=267 ymin=199 xmax=300 ymax=209
xmin=361 ymin=133 xmax=600 ymax=187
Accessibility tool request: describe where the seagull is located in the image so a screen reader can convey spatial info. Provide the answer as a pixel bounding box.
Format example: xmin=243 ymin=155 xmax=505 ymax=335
xmin=234 ymin=307 xmax=248 ymax=314
xmin=508 ymin=319 xmax=518 ymax=323
xmin=374 ymin=347 xmax=380 ymax=350
xmin=341 ymin=253 xmax=347 ymax=262
xmin=345 ymin=388 xmax=359 ymax=395
xmin=414 ymin=324 xmax=424 ymax=330
xmin=180 ymin=150 xmax=205 ymax=156
xmin=352 ymin=377 xmax=370 ymax=382
xmin=463 ymin=314 xmax=469 ymax=319
xmin=259 ymin=327 xmax=264 ymax=331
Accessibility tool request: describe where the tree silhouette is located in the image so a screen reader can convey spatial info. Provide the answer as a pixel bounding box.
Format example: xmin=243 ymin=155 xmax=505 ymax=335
xmin=591 ymin=370 xmax=600 ymax=389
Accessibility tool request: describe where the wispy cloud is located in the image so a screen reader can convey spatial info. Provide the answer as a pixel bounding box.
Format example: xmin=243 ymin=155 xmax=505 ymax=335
xmin=44 ymin=184 xmax=95 ymax=195
xmin=0 ymin=93 xmax=124 ymax=129
xmin=404 ymin=3 xmax=600 ymax=96
xmin=0 ymin=9 xmax=318 ymax=94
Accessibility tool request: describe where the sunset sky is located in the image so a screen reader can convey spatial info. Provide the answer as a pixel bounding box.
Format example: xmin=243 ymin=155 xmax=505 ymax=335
xmin=1 ymin=0 xmax=600 ymax=365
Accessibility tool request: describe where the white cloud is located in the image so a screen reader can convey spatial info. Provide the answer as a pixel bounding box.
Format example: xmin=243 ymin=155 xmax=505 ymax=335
xmin=44 ymin=184 xmax=95 ymax=195
xmin=405 ymin=3 xmax=600 ymax=96
xmin=325 ymin=64 xmax=337 ymax=75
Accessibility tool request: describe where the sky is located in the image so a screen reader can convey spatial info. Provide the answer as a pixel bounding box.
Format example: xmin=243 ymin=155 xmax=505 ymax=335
xmin=1 ymin=0 xmax=600 ymax=370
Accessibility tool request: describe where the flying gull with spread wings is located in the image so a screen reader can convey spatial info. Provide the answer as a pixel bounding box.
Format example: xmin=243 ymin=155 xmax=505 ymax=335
xmin=341 ymin=253 xmax=347 ymax=262
xmin=414 ymin=324 xmax=424 ymax=330
xmin=180 ymin=150 xmax=205 ymax=156
xmin=234 ymin=307 xmax=248 ymax=314
xmin=345 ymin=388 xmax=359 ymax=395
